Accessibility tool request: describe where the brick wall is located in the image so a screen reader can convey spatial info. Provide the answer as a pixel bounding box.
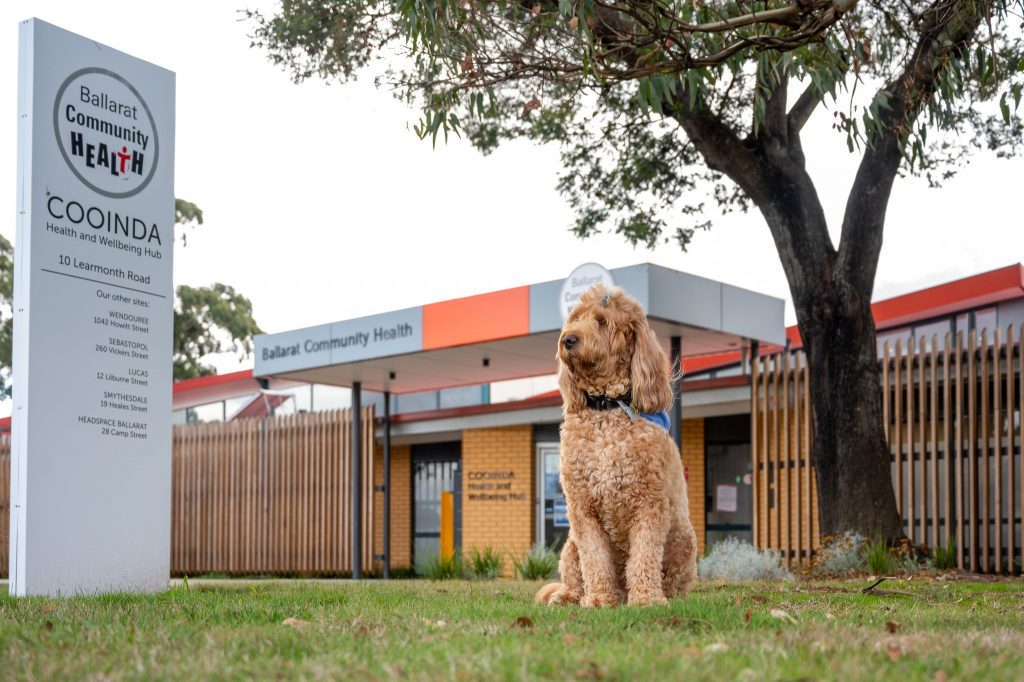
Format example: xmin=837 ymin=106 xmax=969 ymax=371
xmin=372 ymin=443 xmax=411 ymax=571
xmin=680 ymin=418 xmax=706 ymax=555
xmin=461 ymin=425 xmax=534 ymax=575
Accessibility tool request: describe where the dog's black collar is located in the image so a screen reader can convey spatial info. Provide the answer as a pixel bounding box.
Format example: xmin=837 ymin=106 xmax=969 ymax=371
xmin=585 ymin=391 xmax=631 ymax=411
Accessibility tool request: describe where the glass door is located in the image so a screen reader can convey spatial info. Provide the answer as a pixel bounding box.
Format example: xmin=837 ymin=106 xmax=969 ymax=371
xmin=412 ymin=442 xmax=461 ymax=563
xmin=705 ymin=442 xmax=754 ymax=544
xmin=536 ymin=443 xmax=569 ymax=548
xmin=704 ymin=413 xmax=754 ymax=546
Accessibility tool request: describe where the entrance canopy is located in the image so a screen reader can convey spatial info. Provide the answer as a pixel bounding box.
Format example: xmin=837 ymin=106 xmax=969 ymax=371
xmin=253 ymin=263 xmax=785 ymax=394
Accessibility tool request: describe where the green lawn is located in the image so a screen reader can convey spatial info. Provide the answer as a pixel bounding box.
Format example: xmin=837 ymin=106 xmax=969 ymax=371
xmin=1 ymin=578 xmax=1022 ymax=681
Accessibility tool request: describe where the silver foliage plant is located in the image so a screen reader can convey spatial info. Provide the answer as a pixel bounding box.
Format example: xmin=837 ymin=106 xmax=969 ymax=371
xmin=813 ymin=530 xmax=868 ymax=575
xmin=698 ymin=537 xmax=793 ymax=581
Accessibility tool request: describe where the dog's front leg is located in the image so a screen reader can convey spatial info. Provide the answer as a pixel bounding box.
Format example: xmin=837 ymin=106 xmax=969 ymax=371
xmin=573 ymin=515 xmax=620 ymax=608
xmin=625 ymin=510 xmax=670 ymax=606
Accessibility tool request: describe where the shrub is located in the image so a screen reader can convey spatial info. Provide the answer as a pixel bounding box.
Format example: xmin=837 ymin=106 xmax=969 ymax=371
xmin=468 ymin=546 xmax=503 ymax=580
xmin=863 ymin=537 xmax=923 ymax=575
xmin=865 ymin=538 xmax=895 ymax=575
xmin=891 ymin=537 xmax=922 ymax=574
xmin=697 ymin=537 xmax=792 ymax=582
xmin=415 ymin=551 xmax=466 ymax=580
xmin=513 ymin=543 xmax=560 ymax=580
xmin=814 ymin=532 xmax=867 ymax=576
xmin=816 ymin=532 xmax=928 ymax=576
xmin=933 ymin=536 xmax=958 ymax=571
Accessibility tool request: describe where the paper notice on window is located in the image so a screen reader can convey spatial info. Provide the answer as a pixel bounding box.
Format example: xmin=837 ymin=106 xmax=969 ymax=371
xmin=553 ymin=500 xmax=570 ymax=528
xmin=716 ymin=484 xmax=738 ymax=513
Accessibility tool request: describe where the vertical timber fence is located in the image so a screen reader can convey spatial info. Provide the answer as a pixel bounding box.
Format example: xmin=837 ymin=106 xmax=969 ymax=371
xmin=0 ymin=437 xmax=8 ymax=578
xmin=172 ymin=407 xmax=375 ymax=576
xmin=752 ymin=350 xmax=819 ymax=567
xmin=0 ymin=407 xmax=375 ymax=579
xmin=754 ymin=326 xmax=1023 ymax=574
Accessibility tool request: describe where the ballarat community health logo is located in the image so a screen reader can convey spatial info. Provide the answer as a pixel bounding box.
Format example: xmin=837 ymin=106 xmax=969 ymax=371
xmin=52 ymin=67 xmax=159 ymax=199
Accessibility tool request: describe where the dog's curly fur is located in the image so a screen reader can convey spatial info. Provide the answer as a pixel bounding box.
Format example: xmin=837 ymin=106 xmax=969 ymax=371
xmin=536 ymin=285 xmax=697 ymax=607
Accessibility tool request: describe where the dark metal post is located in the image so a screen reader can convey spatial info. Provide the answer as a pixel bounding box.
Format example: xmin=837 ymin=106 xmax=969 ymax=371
xmin=670 ymin=335 xmax=682 ymax=451
xmin=750 ymin=340 xmax=760 ymax=412
xmin=453 ymin=463 xmax=463 ymax=553
xmin=382 ymin=390 xmax=391 ymax=579
xmin=351 ymin=381 xmax=362 ymax=580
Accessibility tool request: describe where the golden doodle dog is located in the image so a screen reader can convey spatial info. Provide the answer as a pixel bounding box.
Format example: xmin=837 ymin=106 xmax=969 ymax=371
xmin=536 ymin=285 xmax=697 ymax=607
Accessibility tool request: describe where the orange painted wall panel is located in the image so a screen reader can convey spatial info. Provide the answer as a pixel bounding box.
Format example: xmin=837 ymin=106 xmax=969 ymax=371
xmin=422 ymin=286 xmax=530 ymax=350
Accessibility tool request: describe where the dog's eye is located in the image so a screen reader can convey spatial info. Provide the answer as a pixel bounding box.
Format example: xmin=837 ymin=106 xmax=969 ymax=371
xmin=594 ymin=315 xmax=606 ymax=326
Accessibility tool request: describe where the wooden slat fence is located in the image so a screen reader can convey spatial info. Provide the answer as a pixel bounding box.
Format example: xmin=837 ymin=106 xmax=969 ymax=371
xmin=0 ymin=437 xmax=8 ymax=579
xmin=752 ymin=351 xmax=819 ymax=566
xmin=172 ymin=407 xmax=375 ymax=576
xmin=0 ymin=407 xmax=374 ymax=579
xmin=754 ymin=326 xmax=1023 ymax=574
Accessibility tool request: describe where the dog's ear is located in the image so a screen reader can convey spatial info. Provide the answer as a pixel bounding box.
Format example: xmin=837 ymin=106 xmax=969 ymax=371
xmin=629 ymin=324 xmax=673 ymax=413
xmin=557 ymin=360 xmax=587 ymax=413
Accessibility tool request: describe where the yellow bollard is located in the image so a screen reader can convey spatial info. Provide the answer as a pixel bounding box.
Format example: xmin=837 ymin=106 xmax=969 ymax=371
xmin=439 ymin=491 xmax=455 ymax=560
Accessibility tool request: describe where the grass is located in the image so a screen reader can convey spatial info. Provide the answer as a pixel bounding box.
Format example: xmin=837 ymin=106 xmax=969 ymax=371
xmin=865 ymin=537 xmax=896 ymax=574
xmin=512 ymin=542 xmax=560 ymax=580
xmin=933 ymin=537 xmax=958 ymax=571
xmin=467 ymin=547 xmax=503 ymax=580
xmin=1 ymin=578 xmax=1023 ymax=680
xmin=415 ymin=551 xmax=467 ymax=580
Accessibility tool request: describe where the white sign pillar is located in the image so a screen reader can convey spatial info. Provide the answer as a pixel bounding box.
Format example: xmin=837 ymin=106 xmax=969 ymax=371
xmin=10 ymin=19 xmax=175 ymax=596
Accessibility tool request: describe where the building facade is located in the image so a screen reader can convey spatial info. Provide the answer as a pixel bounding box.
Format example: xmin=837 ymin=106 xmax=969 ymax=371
xmin=165 ymin=263 xmax=1024 ymax=573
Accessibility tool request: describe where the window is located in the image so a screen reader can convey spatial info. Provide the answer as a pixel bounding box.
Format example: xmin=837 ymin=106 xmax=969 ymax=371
xmin=913 ymin=319 xmax=954 ymax=352
xmin=877 ymin=327 xmax=911 ymax=356
xmin=956 ymin=307 xmax=997 ymax=337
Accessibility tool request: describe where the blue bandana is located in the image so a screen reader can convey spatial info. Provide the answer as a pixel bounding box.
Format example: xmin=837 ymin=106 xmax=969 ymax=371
xmin=615 ymin=400 xmax=671 ymax=431
xmin=639 ymin=411 xmax=671 ymax=430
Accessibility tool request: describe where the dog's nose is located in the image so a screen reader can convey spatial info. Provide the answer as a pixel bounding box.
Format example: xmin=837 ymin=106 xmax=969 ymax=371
xmin=562 ymin=334 xmax=579 ymax=350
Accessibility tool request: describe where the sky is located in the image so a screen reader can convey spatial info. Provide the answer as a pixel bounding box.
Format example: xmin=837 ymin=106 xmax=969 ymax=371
xmin=2 ymin=1 xmax=1023 ymax=384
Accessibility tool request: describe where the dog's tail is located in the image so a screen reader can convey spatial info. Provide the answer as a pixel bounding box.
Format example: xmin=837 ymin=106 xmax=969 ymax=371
xmin=535 ymin=582 xmax=571 ymax=605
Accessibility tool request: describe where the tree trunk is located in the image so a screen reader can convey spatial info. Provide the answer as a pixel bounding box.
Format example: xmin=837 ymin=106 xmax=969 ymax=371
xmin=734 ymin=149 xmax=903 ymax=542
xmin=666 ymin=0 xmax=986 ymax=542
xmin=795 ymin=275 xmax=902 ymax=541
xmin=680 ymin=125 xmax=906 ymax=542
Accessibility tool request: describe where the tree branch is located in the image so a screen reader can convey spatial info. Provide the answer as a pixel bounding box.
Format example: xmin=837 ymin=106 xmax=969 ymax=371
xmin=542 ymin=1 xmax=841 ymax=302
xmin=764 ymin=70 xmax=791 ymax=144
xmin=838 ymin=0 xmax=985 ymax=295
xmin=788 ymin=81 xmax=822 ymax=136
xmin=784 ymin=80 xmax=824 ymax=167
xmin=626 ymin=0 xmax=857 ymax=35
xmin=667 ymin=85 xmax=835 ymax=300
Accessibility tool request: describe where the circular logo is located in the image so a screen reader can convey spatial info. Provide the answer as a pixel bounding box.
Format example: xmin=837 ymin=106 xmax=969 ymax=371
xmin=52 ymin=68 xmax=159 ymax=198
xmin=559 ymin=263 xmax=616 ymax=322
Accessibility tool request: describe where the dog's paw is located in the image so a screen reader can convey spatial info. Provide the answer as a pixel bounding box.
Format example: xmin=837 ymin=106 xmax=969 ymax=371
xmin=580 ymin=592 xmax=619 ymax=608
xmin=627 ymin=591 xmax=668 ymax=607
xmin=664 ymin=582 xmax=693 ymax=599
xmin=547 ymin=588 xmax=581 ymax=606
